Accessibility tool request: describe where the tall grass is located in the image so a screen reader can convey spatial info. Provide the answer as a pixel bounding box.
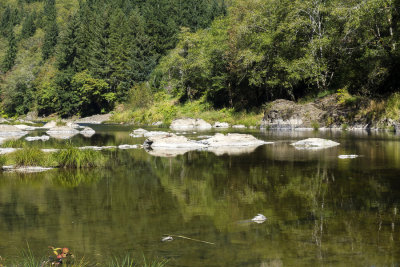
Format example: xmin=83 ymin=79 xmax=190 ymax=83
xmin=1 ymin=139 xmax=26 ymax=148
xmin=108 ymin=255 xmax=169 ymax=267
xmin=54 ymin=146 xmax=106 ymax=168
xmin=13 ymin=147 xmax=53 ymax=166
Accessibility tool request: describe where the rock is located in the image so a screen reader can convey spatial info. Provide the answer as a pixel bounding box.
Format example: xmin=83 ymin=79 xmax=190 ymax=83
xmin=170 ymin=118 xmax=212 ymax=130
xmin=80 ymin=126 xmax=95 ymax=137
xmin=251 ymin=214 xmax=267 ymax=224
xmin=25 ymin=110 xmax=38 ymax=121
xmin=232 ymin=124 xmax=246 ymax=129
xmin=144 ymin=133 xmax=271 ymax=157
xmin=41 ymin=149 xmax=60 ymax=153
xmin=200 ymin=133 xmax=268 ymax=147
xmin=118 ymin=144 xmax=138 ymax=149
xmin=46 ymin=126 xmax=80 ymax=139
xmin=213 ymin=122 xmax=229 ymax=128
xmin=79 ymin=146 xmax=117 ymax=150
xmin=2 ymin=165 xmax=54 ymax=173
xmin=42 ymin=121 xmax=57 ymax=129
xmin=0 ymin=118 xmax=10 ymax=123
xmin=161 ymin=236 xmax=174 ymax=242
xmin=143 ymin=131 xmax=170 ymax=137
xmin=129 ymin=128 xmax=148 ymax=137
xmin=144 ymin=133 xmax=206 ymax=149
xmin=0 ymin=125 xmax=28 ymax=137
xmin=152 ymin=121 xmax=163 ymax=126
xmin=14 ymin=124 xmax=38 ymax=131
xmin=338 ymin=155 xmax=359 ymax=159
xmin=25 ymin=135 xmax=50 ymax=141
xmin=75 ymin=114 xmax=112 ymax=124
xmin=0 ymin=148 xmax=19 ymax=154
xmin=291 ymin=138 xmax=340 ymax=150
xmin=67 ymin=121 xmax=81 ymax=129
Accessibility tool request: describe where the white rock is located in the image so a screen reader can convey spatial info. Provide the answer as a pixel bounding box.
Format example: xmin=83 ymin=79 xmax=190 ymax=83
xmin=143 ymin=131 xmax=170 ymax=137
xmin=118 ymin=144 xmax=138 ymax=149
xmin=42 ymin=121 xmax=57 ymax=129
xmin=213 ymin=122 xmax=230 ymax=128
xmin=291 ymin=138 xmax=340 ymax=150
xmin=14 ymin=124 xmax=38 ymax=131
xmin=0 ymin=148 xmax=19 ymax=154
xmin=232 ymin=124 xmax=247 ymax=129
xmin=129 ymin=128 xmax=148 ymax=137
xmin=152 ymin=121 xmax=163 ymax=126
xmin=25 ymin=135 xmax=50 ymax=141
xmin=251 ymin=214 xmax=267 ymax=224
xmin=161 ymin=236 xmax=173 ymax=242
xmin=145 ymin=133 xmax=206 ymax=149
xmin=2 ymin=165 xmax=54 ymax=173
xmin=80 ymin=126 xmax=96 ymax=137
xmin=67 ymin=121 xmax=81 ymax=129
xmin=338 ymin=154 xmax=359 ymax=159
xmin=0 ymin=125 xmax=28 ymax=137
xmin=201 ymin=133 xmax=269 ymax=147
xmin=41 ymin=149 xmax=60 ymax=153
xmin=79 ymin=146 xmax=117 ymax=150
xmin=170 ymin=118 xmax=212 ymax=130
xmin=46 ymin=126 xmax=80 ymax=139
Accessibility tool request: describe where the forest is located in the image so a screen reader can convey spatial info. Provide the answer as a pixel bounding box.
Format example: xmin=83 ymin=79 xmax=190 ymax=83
xmin=0 ymin=0 xmax=399 ymax=118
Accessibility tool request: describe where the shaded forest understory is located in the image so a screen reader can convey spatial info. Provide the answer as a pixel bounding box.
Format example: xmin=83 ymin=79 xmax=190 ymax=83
xmin=1 ymin=0 xmax=400 ymax=122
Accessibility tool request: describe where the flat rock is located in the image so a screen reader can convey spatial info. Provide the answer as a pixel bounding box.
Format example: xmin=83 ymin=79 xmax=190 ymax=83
xmin=0 ymin=125 xmax=28 ymax=137
xmin=46 ymin=126 xmax=80 ymax=139
xmin=213 ymin=122 xmax=230 ymax=128
xmin=291 ymin=138 xmax=340 ymax=150
xmin=67 ymin=121 xmax=81 ymax=129
xmin=79 ymin=146 xmax=117 ymax=150
xmin=129 ymin=128 xmax=148 ymax=137
xmin=2 ymin=165 xmax=54 ymax=173
xmin=338 ymin=154 xmax=359 ymax=159
xmin=144 ymin=133 xmax=206 ymax=149
xmin=201 ymin=133 xmax=268 ymax=147
xmin=25 ymin=135 xmax=50 ymax=141
xmin=170 ymin=118 xmax=212 ymax=130
xmin=232 ymin=124 xmax=246 ymax=129
xmin=14 ymin=124 xmax=38 ymax=131
xmin=118 ymin=144 xmax=138 ymax=149
xmin=145 ymin=148 xmax=194 ymax=157
xmin=0 ymin=148 xmax=19 ymax=154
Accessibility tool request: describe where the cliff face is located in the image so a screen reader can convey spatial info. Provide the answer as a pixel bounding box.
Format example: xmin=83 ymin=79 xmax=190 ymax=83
xmin=261 ymin=94 xmax=400 ymax=131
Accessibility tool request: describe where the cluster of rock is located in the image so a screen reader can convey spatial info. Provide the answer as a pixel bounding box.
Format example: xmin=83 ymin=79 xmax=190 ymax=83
xmin=142 ymin=132 xmax=271 ymax=157
xmin=168 ymin=118 xmax=252 ymax=130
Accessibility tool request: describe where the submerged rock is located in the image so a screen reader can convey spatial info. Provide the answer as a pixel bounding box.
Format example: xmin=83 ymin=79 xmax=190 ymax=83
xmin=291 ymin=138 xmax=339 ymax=150
xmin=2 ymin=165 xmax=54 ymax=173
xmin=46 ymin=126 xmax=80 ymax=139
xmin=25 ymin=135 xmax=50 ymax=141
xmin=170 ymin=118 xmax=212 ymax=130
xmin=213 ymin=122 xmax=230 ymax=128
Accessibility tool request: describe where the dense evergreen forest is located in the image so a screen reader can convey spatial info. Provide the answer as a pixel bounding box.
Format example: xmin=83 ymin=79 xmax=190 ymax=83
xmin=0 ymin=0 xmax=399 ymax=117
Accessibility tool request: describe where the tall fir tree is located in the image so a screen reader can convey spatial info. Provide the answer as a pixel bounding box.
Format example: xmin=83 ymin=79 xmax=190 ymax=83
xmin=21 ymin=11 xmax=36 ymax=39
xmin=42 ymin=0 xmax=58 ymax=60
xmin=2 ymin=28 xmax=17 ymax=72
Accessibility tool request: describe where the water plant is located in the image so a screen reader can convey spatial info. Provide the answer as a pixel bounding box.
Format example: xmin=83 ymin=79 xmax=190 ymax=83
xmin=13 ymin=147 xmax=53 ymax=166
xmin=54 ymin=146 xmax=106 ymax=168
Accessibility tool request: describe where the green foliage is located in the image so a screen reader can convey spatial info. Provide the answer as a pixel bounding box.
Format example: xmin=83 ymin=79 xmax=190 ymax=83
xmin=311 ymin=121 xmax=320 ymax=131
xmin=2 ymin=28 xmax=17 ymax=72
xmin=54 ymin=146 xmax=106 ymax=168
xmin=384 ymin=92 xmax=400 ymax=120
xmin=20 ymin=11 xmax=36 ymax=39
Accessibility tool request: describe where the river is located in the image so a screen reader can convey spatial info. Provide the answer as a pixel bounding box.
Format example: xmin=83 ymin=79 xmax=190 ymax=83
xmin=0 ymin=125 xmax=399 ymax=266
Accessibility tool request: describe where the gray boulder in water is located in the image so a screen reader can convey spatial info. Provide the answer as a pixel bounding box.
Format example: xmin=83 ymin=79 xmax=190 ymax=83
xmin=170 ymin=118 xmax=212 ymax=130
xmin=291 ymin=138 xmax=339 ymax=150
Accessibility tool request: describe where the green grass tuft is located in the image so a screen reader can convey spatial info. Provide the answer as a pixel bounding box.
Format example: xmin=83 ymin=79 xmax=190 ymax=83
xmin=12 ymin=147 xmax=53 ymax=166
xmin=54 ymin=146 xmax=106 ymax=168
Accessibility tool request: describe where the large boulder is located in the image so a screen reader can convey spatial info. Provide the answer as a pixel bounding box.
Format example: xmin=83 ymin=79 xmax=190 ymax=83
xmin=46 ymin=126 xmax=80 ymax=139
xmin=42 ymin=121 xmax=57 ymax=129
xmin=0 ymin=124 xmax=28 ymax=137
xmin=80 ymin=126 xmax=96 ymax=137
xmin=291 ymin=138 xmax=339 ymax=150
xmin=170 ymin=118 xmax=212 ymax=130
xmin=144 ymin=133 xmax=206 ymax=149
xmin=201 ymin=133 xmax=268 ymax=147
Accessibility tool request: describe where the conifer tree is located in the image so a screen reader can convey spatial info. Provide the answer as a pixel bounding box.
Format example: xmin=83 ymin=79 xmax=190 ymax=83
xmin=2 ymin=28 xmax=17 ymax=72
xmin=21 ymin=12 xmax=36 ymax=39
xmin=42 ymin=0 xmax=58 ymax=60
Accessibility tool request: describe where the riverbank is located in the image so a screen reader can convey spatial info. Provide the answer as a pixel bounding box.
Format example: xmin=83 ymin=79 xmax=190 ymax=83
xmin=107 ymin=91 xmax=400 ymax=132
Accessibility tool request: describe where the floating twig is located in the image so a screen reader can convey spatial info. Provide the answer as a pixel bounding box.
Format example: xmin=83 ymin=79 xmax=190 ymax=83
xmin=163 ymin=234 xmax=215 ymax=245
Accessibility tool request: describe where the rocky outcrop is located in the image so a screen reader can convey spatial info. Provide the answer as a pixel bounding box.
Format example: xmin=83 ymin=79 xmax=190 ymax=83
xmin=170 ymin=118 xmax=212 ymax=130
xmin=0 ymin=125 xmax=28 ymax=137
xmin=144 ymin=133 xmax=206 ymax=149
xmin=291 ymin=138 xmax=339 ymax=150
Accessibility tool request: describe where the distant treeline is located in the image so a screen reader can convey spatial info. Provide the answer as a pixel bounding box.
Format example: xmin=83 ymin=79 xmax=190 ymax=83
xmin=0 ymin=0 xmax=399 ymax=116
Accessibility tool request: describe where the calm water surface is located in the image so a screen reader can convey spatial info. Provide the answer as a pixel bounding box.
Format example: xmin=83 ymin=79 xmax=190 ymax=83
xmin=1 ymin=126 xmax=400 ymax=266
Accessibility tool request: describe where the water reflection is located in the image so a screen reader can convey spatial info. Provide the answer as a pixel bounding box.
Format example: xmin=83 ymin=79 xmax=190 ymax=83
xmin=0 ymin=128 xmax=399 ymax=266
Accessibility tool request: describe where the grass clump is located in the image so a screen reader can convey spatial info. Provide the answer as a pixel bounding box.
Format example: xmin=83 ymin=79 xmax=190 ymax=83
xmin=1 ymin=139 xmax=26 ymax=148
xmin=108 ymin=254 xmax=169 ymax=267
xmin=12 ymin=147 xmax=53 ymax=166
xmin=54 ymin=146 xmax=106 ymax=168
xmin=384 ymin=92 xmax=400 ymax=120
